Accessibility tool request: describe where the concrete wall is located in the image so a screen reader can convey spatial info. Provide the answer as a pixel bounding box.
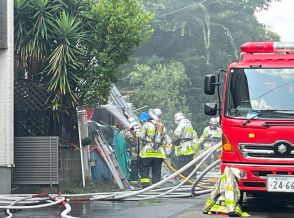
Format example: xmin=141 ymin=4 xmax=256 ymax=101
xmin=59 ymin=148 xmax=82 ymax=191
xmin=0 ymin=0 xmax=14 ymax=193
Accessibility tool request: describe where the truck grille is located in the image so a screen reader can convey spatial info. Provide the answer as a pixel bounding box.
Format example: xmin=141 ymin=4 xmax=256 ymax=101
xmin=239 ymin=141 xmax=294 ymax=159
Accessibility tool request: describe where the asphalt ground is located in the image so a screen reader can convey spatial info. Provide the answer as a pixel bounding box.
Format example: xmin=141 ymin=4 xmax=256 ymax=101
xmin=9 ymin=192 xmax=294 ymax=218
xmin=11 ymin=197 xmax=202 ymax=218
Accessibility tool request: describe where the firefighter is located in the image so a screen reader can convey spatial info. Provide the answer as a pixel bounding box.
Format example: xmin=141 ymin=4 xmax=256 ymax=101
xmin=136 ymin=109 xmax=169 ymax=188
xmin=197 ymin=117 xmax=222 ymax=164
xmin=173 ymin=112 xmax=198 ymax=176
xmin=203 ymin=167 xmax=250 ymax=217
xmin=154 ymin=108 xmax=162 ymax=122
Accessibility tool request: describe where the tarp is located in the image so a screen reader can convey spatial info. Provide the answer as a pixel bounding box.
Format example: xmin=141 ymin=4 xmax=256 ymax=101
xmin=90 ymin=147 xmax=113 ymax=183
xmin=88 ymin=122 xmax=130 ymax=183
xmin=87 ymin=121 xmax=115 ymax=147
xmin=112 ymin=129 xmax=130 ymax=179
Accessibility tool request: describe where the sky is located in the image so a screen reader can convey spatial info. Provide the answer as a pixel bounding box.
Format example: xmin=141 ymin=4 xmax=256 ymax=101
xmin=255 ymin=0 xmax=294 ymax=41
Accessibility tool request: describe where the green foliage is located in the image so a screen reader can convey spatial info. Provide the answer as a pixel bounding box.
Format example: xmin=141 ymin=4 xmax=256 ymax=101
xmin=78 ymin=0 xmax=154 ymax=106
xmin=128 ymin=62 xmax=190 ymax=129
xmin=123 ymin=0 xmax=281 ymax=132
xmin=14 ymin=0 xmax=153 ymax=109
xmin=47 ymin=12 xmax=85 ymax=109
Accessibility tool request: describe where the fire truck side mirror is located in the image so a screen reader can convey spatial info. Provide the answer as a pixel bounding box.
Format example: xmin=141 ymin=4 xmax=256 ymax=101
xmin=204 ymin=103 xmax=218 ymax=116
xmin=204 ymin=74 xmax=216 ymax=95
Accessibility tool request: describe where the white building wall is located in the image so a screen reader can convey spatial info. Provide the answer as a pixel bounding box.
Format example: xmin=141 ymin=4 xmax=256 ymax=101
xmin=0 ymin=0 xmax=14 ymax=193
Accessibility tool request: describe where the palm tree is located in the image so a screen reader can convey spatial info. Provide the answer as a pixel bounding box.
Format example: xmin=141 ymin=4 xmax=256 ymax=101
xmin=14 ymin=0 xmax=85 ymax=110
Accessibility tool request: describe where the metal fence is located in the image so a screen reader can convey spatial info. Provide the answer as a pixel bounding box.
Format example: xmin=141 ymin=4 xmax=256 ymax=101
xmin=13 ymin=137 xmax=59 ymax=187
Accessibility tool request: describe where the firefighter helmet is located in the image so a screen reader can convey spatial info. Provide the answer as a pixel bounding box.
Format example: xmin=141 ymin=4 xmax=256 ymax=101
xmin=210 ymin=118 xmax=217 ymax=125
xmin=174 ymin=112 xmax=185 ymax=124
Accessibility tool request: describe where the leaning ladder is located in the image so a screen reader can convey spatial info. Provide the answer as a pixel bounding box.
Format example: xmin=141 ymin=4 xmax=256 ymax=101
xmin=94 ymin=130 xmax=130 ymax=190
xmin=110 ymin=85 xmax=139 ymax=122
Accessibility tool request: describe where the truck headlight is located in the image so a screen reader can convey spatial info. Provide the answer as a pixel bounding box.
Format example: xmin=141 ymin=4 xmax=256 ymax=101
xmin=230 ymin=167 xmax=247 ymax=179
xmin=239 ymin=170 xmax=247 ymax=178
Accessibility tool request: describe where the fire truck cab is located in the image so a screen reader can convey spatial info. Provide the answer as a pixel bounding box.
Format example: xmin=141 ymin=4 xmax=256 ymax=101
xmin=204 ymin=42 xmax=294 ymax=195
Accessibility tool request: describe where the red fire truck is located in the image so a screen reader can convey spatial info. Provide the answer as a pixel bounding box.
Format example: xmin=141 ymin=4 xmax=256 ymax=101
xmin=204 ymin=42 xmax=294 ymax=198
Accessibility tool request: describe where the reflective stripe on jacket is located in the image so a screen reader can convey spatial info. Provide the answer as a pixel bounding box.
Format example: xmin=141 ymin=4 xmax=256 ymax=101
xmin=173 ymin=119 xmax=198 ymax=156
xmin=197 ymin=126 xmax=221 ymax=150
xmin=203 ymin=167 xmax=250 ymax=217
xmin=137 ymin=120 xmax=167 ymax=159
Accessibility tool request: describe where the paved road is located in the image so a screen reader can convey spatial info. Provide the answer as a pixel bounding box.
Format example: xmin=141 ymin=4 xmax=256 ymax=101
xmin=12 ymin=197 xmax=202 ymax=218
xmin=171 ymin=193 xmax=294 ymax=218
xmin=10 ymin=193 xmax=294 ymax=218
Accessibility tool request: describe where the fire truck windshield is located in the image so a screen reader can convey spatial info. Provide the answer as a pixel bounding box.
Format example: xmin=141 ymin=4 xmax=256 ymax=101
xmin=226 ymin=68 xmax=294 ymax=119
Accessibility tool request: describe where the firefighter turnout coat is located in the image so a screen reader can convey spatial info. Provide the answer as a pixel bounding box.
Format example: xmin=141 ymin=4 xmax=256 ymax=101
xmin=173 ymin=118 xmax=198 ymax=157
xmin=137 ymin=120 xmax=170 ymax=159
xmin=198 ymin=126 xmax=221 ymax=151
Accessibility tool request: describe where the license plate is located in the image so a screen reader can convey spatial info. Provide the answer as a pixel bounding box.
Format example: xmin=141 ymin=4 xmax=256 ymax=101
xmin=267 ymin=175 xmax=294 ymax=192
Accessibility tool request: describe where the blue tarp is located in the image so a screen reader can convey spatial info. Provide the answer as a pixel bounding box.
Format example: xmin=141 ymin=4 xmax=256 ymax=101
xmin=90 ymin=149 xmax=113 ymax=183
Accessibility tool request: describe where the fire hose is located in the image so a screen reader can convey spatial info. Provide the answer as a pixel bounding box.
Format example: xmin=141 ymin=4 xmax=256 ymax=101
xmin=163 ymin=161 xmax=216 ymax=189
xmin=123 ymin=145 xmax=219 ymax=201
xmin=68 ymin=143 xmax=221 ymax=201
xmin=0 ymin=143 xmax=221 ymax=217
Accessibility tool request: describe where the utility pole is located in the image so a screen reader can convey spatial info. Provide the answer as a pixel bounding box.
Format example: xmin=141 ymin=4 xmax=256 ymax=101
xmin=0 ymin=0 xmax=14 ymax=193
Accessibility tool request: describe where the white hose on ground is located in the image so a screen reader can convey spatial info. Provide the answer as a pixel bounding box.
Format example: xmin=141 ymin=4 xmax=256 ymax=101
xmin=135 ymin=187 xmax=201 ymax=195
xmin=135 ymin=193 xmax=190 ymax=197
xmin=5 ymin=196 xmax=31 ymax=218
xmin=124 ymin=145 xmax=218 ymax=201
xmin=62 ymin=191 xmax=131 ymax=198
xmin=0 ymin=197 xmax=64 ymax=210
xmin=94 ymin=143 xmax=221 ymax=200
xmin=0 ymin=195 xmax=77 ymax=218
xmin=192 ymin=159 xmax=222 ymax=196
xmin=88 ymin=186 xmax=198 ymax=200
xmin=78 ymin=143 xmax=221 ymax=201
xmin=48 ymin=195 xmax=78 ymax=218
xmin=0 ymin=200 xmax=40 ymax=204
xmin=148 ymin=185 xmax=191 ymax=192
xmin=63 ymin=144 xmax=221 ymax=201
xmin=0 ymin=195 xmax=31 ymax=198
xmin=0 ymin=142 xmax=221 ymax=218
xmin=89 ymin=193 xmax=122 ymax=201
xmin=0 ymin=197 xmax=49 ymax=205
xmin=133 ymin=189 xmax=203 ymax=198
xmin=59 ymin=201 xmax=78 ymax=218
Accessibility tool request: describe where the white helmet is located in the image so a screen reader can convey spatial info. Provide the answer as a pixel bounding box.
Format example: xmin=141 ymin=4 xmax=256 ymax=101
xmin=148 ymin=109 xmax=159 ymax=121
xmin=154 ymin=108 xmax=162 ymax=118
xmin=209 ymin=117 xmax=217 ymax=125
xmin=174 ymin=112 xmax=185 ymax=124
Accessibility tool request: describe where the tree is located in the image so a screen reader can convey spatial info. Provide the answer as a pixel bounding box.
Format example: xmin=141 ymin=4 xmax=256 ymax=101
xmin=123 ymin=0 xmax=280 ymax=132
xmin=14 ymin=0 xmax=153 ymax=109
xmin=15 ymin=0 xmax=85 ymax=109
xmin=78 ymin=0 xmax=154 ymax=106
xmin=128 ymin=62 xmax=190 ymax=129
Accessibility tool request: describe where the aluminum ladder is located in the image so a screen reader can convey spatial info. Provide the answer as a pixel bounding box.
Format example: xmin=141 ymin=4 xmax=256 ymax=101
xmin=110 ymin=85 xmax=139 ymax=122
